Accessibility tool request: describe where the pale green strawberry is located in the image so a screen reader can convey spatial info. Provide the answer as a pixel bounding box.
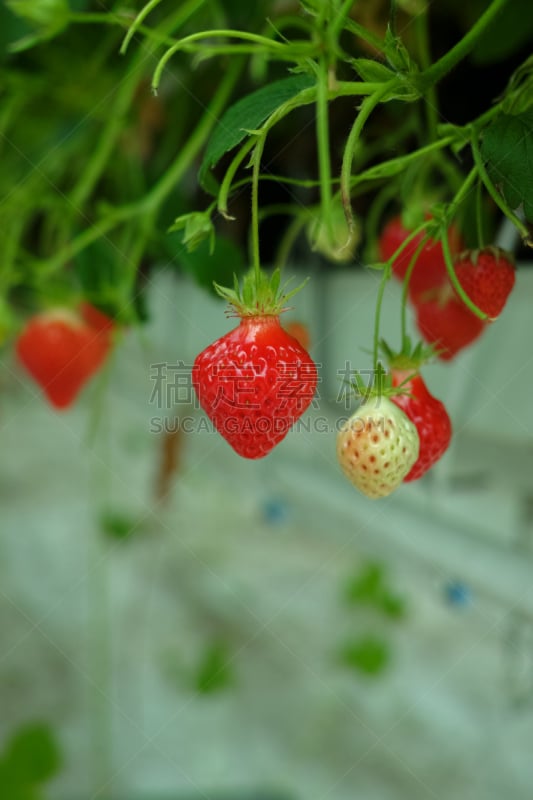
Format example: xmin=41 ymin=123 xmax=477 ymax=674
xmin=337 ymin=396 xmax=419 ymax=499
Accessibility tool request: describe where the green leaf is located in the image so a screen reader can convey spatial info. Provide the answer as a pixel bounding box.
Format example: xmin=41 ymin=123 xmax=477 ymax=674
xmin=198 ymin=73 xmax=315 ymax=190
xmin=384 ymin=25 xmax=419 ymax=75
xmin=5 ymin=0 xmax=69 ymax=51
xmin=379 ymin=592 xmax=406 ymax=620
xmin=480 ymin=110 xmax=533 ymax=222
xmin=194 ymin=642 xmax=234 ymax=694
xmin=100 ymin=511 xmax=141 ymax=541
xmin=5 ymin=723 xmax=61 ymax=784
xmin=340 ymin=636 xmax=390 ymax=676
xmin=345 ymin=562 xmax=384 ymax=605
xmin=350 ymin=58 xmax=394 ymax=83
xmin=169 ymin=211 xmax=215 ymax=253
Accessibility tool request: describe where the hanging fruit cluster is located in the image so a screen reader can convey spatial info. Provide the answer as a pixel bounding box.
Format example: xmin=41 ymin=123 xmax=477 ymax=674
xmin=1 ymin=0 xmax=530 ymax=502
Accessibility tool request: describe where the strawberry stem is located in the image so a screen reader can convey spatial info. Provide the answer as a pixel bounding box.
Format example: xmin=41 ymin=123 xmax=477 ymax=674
xmin=400 ymin=235 xmax=427 ymax=341
xmin=251 ymin=132 xmax=267 ymax=280
xmin=440 ymin=231 xmax=488 ymax=320
xmin=475 ymin=177 xmax=485 ymax=249
xmin=413 ymin=8 xmax=439 ymax=143
xmin=316 ymin=53 xmax=334 ymax=247
xmin=420 ymin=0 xmax=511 ymax=88
xmin=373 ymin=265 xmax=391 ymax=373
xmin=341 ymin=84 xmax=392 ymax=231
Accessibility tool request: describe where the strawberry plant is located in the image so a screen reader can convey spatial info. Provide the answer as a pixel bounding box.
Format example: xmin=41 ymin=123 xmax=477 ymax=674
xmin=0 ymin=0 xmax=532 ymax=491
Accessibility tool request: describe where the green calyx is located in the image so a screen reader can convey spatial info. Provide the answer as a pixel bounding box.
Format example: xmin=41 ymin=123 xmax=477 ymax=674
xmin=214 ymin=266 xmax=308 ymax=317
xmin=456 ymin=245 xmax=515 ymax=266
xmin=346 ymin=362 xmax=397 ymax=404
xmin=380 ymin=336 xmax=437 ymax=372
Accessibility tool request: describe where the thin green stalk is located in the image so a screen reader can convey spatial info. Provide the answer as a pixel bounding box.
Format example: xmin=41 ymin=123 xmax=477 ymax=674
xmin=251 ymin=133 xmax=267 ymax=276
xmin=471 ymin=132 xmax=530 ymax=242
xmin=216 ymin=80 xmax=384 ymax=218
xmin=231 ymin=174 xmax=328 ymax=192
xmin=217 ymin=138 xmax=256 ymax=219
xmin=373 ymin=267 xmax=390 ymax=372
xmin=120 ymin=0 xmax=206 ymax=55
xmin=350 ymin=135 xmax=455 ymax=188
xmin=258 ymin=203 xmax=305 ymax=220
xmin=152 ymin=30 xmax=311 ymax=92
xmin=400 ymin=237 xmax=427 ymax=341
xmin=475 ymin=177 xmax=485 ymax=248
xmin=421 ymin=0 xmax=511 ymax=87
xmin=329 ymin=0 xmax=358 ymax=46
xmin=414 ymin=10 xmax=439 ymax=141
xmin=389 ymin=0 xmax=399 ymax=37
xmin=274 ymin=216 xmax=308 ymax=271
xmin=343 ymin=19 xmax=384 ymax=52
xmin=432 ymin=150 xmax=464 ymax=193
xmin=441 ymin=231 xmax=487 ymax=319
xmin=121 ymin=0 xmax=164 ymax=53
xmin=68 ymin=12 xmax=177 ymax=47
xmin=447 ymin=164 xmax=478 ymax=215
xmin=362 ymin=181 xmax=399 ymax=263
xmin=340 ymin=83 xmax=394 ymax=225
xmin=316 ymin=55 xmax=334 ymax=243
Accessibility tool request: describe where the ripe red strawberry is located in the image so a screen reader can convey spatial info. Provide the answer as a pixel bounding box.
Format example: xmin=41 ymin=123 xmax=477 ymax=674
xmin=390 ymin=369 xmax=452 ymax=481
xmin=16 ymin=306 xmax=113 ymax=409
xmin=416 ymin=289 xmax=486 ymax=360
xmin=192 ymin=269 xmax=317 ymax=459
xmin=454 ymin=247 xmax=515 ymax=320
xmin=378 ymin=216 xmax=464 ymax=302
xmin=337 ymin=396 xmax=419 ymax=499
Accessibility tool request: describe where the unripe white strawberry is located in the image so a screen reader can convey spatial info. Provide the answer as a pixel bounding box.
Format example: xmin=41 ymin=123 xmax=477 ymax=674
xmin=337 ymin=396 xmax=419 ymax=499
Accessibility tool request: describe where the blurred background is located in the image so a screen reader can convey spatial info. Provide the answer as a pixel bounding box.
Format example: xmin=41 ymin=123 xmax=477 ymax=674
xmin=0 ymin=1 xmax=533 ymax=799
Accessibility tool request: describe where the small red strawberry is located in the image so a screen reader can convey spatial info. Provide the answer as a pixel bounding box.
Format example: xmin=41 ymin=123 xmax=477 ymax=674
xmin=337 ymin=396 xmax=419 ymax=499
xmin=415 ymin=288 xmax=486 ymax=360
xmin=79 ymin=301 xmax=116 ymax=333
xmin=16 ymin=305 xmax=113 ymax=409
xmin=378 ymin=215 xmax=464 ymax=302
xmin=454 ymin=247 xmax=515 ymax=320
xmin=192 ymin=270 xmax=317 ymax=459
xmin=390 ymin=369 xmax=452 ymax=481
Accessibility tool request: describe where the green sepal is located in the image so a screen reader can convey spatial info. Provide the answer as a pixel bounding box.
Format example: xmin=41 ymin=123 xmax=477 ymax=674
xmin=349 ymin=58 xmax=395 ymax=84
xmin=213 ymin=266 xmax=308 ymax=317
xmin=380 ymin=336 xmax=438 ymax=372
xmin=168 ymin=211 xmax=215 ymax=254
xmin=344 ymin=361 xmax=397 ymax=404
xmin=384 ymin=25 xmax=418 ymax=74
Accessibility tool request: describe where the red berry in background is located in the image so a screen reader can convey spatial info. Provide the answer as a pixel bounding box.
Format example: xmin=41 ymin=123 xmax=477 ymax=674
xmin=284 ymin=320 xmax=311 ymax=351
xmin=454 ymin=247 xmax=515 ymax=320
xmin=16 ymin=306 xmax=114 ymax=409
xmin=391 ymin=369 xmax=452 ymax=481
xmin=80 ymin=301 xmax=116 ymax=333
xmin=192 ymin=315 xmax=317 ymax=459
xmin=378 ymin=216 xmax=464 ymax=302
xmin=415 ymin=291 xmax=486 ymax=361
